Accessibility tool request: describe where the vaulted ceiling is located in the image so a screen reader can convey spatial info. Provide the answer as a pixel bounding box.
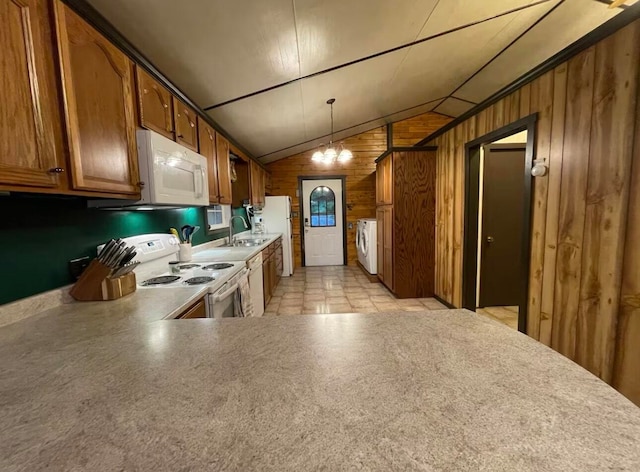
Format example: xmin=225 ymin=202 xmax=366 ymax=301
xmin=85 ymin=0 xmax=636 ymax=162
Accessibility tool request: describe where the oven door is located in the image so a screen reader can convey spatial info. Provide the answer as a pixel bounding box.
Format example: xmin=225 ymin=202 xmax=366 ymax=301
xmin=207 ymin=269 xmax=248 ymax=319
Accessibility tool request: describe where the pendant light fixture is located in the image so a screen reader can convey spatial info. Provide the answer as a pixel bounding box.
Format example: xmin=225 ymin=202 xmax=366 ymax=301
xmin=311 ymin=98 xmax=352 ymax=164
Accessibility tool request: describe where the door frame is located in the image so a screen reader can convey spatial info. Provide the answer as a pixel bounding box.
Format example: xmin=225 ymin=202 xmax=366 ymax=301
xmin=462 ymin=113 xmax=537 ymax=333
xmin=298 ymin=175 xmax=348 ymax=267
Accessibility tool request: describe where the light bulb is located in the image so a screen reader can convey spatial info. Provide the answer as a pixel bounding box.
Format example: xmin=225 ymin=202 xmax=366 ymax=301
xmin=338 ymin=149 xmax=352 ymax=162
xmin=312 ymin=151 xmax=324 ymax=162
xmin=324 ymin=147 xmax=337 ymax=162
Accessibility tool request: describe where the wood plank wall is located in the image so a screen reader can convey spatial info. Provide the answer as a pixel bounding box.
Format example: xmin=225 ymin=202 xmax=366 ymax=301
xmin=428 ymin=20 xmax=640 ymax=406
xmin=267 ymin=112 xmax=452 ymax=268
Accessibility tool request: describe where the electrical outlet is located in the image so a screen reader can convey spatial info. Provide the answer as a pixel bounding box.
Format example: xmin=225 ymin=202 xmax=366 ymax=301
xmin=69 ymin=256 xmax=90 ymax=280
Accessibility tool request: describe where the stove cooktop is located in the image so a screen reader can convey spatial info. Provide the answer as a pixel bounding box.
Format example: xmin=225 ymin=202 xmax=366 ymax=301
xmin=141 ymin=275 xmax=182 ymax=286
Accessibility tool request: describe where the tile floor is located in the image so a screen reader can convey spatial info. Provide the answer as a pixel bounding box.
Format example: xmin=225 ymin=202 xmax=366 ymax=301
xmin=476 ymin=306 xmax=519 ymax=330
xmin=264 ymin=266 xmax=448 ymax=316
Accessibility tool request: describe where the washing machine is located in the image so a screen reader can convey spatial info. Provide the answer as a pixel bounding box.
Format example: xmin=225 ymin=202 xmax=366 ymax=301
xmin=356 ymin=218 xmax=377 ymax=274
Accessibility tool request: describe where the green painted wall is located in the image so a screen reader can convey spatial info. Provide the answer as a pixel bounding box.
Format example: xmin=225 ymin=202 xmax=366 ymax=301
xmin=0 ymin=195 xmax=249 ymax=305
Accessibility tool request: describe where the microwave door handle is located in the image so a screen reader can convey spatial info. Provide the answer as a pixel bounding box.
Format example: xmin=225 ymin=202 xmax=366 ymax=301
xmin=193 ymin=165 xmax=204 ymax=198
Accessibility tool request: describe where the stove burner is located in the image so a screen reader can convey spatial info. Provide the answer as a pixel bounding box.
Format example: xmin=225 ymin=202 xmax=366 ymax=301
xmin=202 ymin=263 xmax=234 ymax=270
xmin=142 ymin=275 xmax=181 ymax=286
xmin=179 ymin=264 xmax=201 ymax=269
xmin=183 ymin=276 xmax=215 ymax=285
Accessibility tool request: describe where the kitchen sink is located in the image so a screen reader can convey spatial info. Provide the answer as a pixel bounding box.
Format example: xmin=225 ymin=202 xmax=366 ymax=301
xmin=226 ymin=238 xmax=269 ymax=247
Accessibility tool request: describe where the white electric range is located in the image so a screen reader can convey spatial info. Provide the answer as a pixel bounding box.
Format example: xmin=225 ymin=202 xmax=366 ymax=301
xmin=102 ymin=234 xmax=248 ymax=318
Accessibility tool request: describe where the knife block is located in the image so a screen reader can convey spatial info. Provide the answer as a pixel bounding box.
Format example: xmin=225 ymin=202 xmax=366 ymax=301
xmin=70 ymin=259 xmax=137 ymax=301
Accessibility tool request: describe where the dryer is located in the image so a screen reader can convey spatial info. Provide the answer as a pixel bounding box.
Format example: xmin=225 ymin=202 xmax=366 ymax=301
xmin=356 ymin=218 xmax=377 ymax=275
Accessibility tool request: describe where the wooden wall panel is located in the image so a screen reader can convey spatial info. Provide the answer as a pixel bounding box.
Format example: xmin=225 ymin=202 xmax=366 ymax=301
xmin=551 ymin=48 xmax=595 ymax=360
xmin=268 ymin=112 xmax=451 ymax=268
xmin=527 ymin=70 xmax=554 ymax=339
xmin=428 ymin=20 xmax=640 ymax=405
xmin=392 ymin=113 xmax=452 ymax=147
xmin=576 ymin=26 xmax=640 ymax=382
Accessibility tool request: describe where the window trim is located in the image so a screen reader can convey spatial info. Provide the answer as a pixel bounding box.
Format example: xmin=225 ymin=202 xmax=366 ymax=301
xmin=205 ymin=204 xmax=231 ymax=232
xmin=309 ymin=186 xmax=336 ymax=228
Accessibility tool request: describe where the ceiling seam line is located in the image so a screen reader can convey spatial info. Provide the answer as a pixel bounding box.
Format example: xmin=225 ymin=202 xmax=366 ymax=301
xmin=257 ymin=97 xmax=447 ymax=158
xmin=448 ymin=0 xmax=566 ymax=102
xmin=203 ymin=0 xmax=553 ymax=111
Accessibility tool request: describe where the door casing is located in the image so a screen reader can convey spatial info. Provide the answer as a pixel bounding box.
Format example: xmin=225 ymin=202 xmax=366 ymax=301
xmin=462 ymin=114 xmax=537 ymax=333
xmin=298 ymin=175 xmax=348 ymax=267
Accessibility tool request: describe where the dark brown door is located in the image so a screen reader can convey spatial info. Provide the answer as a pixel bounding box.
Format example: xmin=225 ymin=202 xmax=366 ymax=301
xmin=478 ymin=144 xmax=526 ymax=307
xmin=136 ymin=66 xmax=174 ymax=139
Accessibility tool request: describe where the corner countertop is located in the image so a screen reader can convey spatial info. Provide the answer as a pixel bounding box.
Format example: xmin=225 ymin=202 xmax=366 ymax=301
xmin=1 ymin=309 xmax=639 ymax=471
xmin=192 ymin=232 xmax=283 ymax=263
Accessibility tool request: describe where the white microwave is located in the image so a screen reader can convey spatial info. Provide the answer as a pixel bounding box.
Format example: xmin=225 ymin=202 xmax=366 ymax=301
xmin=90 ymin=130 xmax=209 ymax=209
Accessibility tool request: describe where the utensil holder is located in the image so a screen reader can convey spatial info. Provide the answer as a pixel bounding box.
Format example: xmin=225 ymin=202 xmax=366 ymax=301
xmin=179 ymin=243 xmax=192 ymax=262
xmin=70 ymin=259 xmax=137 ymax=301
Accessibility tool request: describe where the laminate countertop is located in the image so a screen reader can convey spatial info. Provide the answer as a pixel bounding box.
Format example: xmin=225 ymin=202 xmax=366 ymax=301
xmin=1 ymin=310 xmax=639 ymax=471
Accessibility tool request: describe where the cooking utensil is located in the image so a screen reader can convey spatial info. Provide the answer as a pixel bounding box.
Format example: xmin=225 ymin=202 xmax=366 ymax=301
xmin=189 ymin=226 xmax=200 ymax=243
xmin=170 ymin=227 xmax=181 ymax=242
xmin=112 ymin=261 xmax=140 ymax=278
xmin=181 ymin=225 xmax=191 ymax=242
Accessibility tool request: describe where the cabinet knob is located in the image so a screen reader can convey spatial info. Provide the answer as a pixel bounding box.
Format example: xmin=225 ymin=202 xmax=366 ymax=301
xmin=163 ymin=104 xmax=168 ymax=109
xmin=137 ymin=181 xmax=146 ymax=188
xmin=177 ymin=134 xmax=184 ymax=138
xmin=49 ymin=167 xmax=65 ymax=173
xmin=190 ymin=122 xmax=195 ymax=128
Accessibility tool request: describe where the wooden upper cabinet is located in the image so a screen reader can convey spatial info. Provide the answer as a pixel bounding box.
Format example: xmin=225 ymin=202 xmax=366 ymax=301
xmin=379 ymin=155 xmax=393 ymax=205
xmin=54 ymin=0 xmax=139 ymax=195
xmin=197 ymin=117 xmax=219 ymax=204
xmin=215 ymin=132 xmax=232 ymax=204
xmin=135 ymin=66 xmax=174 ymax=139
xmin=250 ymin=161 xmax=265 ymax=206
xmin=173 ymin=97 xmax=198 ymax=151
xmin=0 ymin=0 xmax=65 ymax=189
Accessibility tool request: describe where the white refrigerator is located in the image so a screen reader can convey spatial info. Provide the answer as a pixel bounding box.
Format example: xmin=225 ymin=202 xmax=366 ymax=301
xmin=262 ymin=196 xmax=294 ymax=276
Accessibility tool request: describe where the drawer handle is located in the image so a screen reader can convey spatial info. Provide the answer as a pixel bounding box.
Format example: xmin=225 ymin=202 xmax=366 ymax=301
xmin=49 ymin=167 xmax=65 ymax=173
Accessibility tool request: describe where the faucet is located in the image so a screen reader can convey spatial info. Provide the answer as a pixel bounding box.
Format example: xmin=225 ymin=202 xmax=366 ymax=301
xmin=229 ymin=215 xmax=249 ymax=246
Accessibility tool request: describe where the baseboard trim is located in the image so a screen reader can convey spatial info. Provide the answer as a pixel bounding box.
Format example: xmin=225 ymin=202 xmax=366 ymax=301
xmin=434 ymin=294 xmax=456 ymax=309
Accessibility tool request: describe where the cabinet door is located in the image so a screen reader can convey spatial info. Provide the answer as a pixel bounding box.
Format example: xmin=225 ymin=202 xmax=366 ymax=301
xmin=262 ymin=260 xmax=271 ymax=308
xmin=375 ymin=161 xmax=383 ymax=205
xmin=269 ymin=254 xmax=277 ymax=295
xmin=136 ymin=66 xmax=173 ymax=139
xmin=197 ymin=118 xmax=219 ymax=204
xmin=250 ymin=161 xmax=265 ymax=206
xmin=178 ymin=298 xmax=207 ymax=319
xmin=0 ymin=0 xmax=65 ymax=189
xmin=383 ymin=206 xmax=394 ymax=290
xmin=382 ymin=156 xmax=393 ymax=204
xmin=54 ymin=1 xmax=139 ymax=195
xmin=376 ymin=207 xmax=385 ymax=283
xmin=215 ymin=132 xmax=233 ymax=204
xmin=265 ymin=170 xmax=272 ymax=194
xmin=173 ymin=97 xmax=198 ymax=151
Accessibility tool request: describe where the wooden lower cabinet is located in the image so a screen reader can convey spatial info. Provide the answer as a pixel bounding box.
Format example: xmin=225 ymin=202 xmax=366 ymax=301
xmin=375 ymin=148 xmax=436 ymax=298
xmin=54 ymin=0 xmax=140 ymax=195
xmin=177 ymin=297 xmax=207 ymax=319
xmin=261 ymin=237 xmax=283 ymax=309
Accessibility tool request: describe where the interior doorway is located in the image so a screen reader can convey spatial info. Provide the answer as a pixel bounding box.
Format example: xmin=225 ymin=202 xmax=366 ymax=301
xmin=299 ymin=176 xmax=347 ymax=266
xmin=463 ymin=115 xmax=537 ymax=333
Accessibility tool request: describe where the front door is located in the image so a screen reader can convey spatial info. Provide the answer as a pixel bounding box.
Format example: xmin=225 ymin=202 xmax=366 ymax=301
xmin=302 ymin=179 xmax=344 ymax=266
xmin=478 ymin=144 xmax=526 ymax=307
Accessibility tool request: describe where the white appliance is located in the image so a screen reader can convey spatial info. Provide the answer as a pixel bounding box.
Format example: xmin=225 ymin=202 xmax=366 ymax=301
xmin=248 ymin=253 xmax=264 ymax=317
xmin=356 ymin=218 xmax=377 ymax=275
xmin=90 ymin=130 xmax=209 ymax=208
xmin=113 ymin=234 xmax=248 ymax=318
xmin=262 ymin=196 xmax=294 ymax=276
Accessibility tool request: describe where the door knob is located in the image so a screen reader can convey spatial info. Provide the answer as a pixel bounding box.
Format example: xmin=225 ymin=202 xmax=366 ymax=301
xmin=486 ymin=236 xmax=495 ymax=244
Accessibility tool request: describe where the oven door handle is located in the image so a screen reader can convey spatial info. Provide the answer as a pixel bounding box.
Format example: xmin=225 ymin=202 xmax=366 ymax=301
xmin=212 ymin=282 xmax=239 ymax=302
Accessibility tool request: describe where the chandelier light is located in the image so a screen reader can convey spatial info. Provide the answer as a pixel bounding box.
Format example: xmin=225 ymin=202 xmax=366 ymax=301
xmin=311 ymin=98 xmax=352 ymax=164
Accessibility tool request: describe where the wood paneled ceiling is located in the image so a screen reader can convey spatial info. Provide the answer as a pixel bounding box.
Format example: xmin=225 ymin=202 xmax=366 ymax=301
xmin=85 ymin=0 xmax=636 ymax=162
